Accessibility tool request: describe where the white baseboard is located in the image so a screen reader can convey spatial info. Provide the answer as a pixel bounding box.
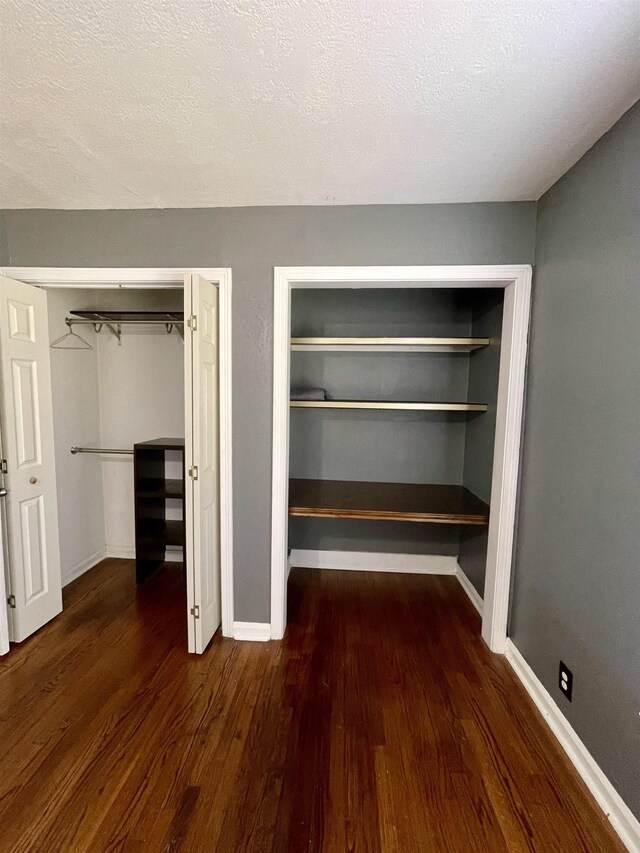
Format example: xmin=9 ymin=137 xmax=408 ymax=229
xmin=289 ymin=549 xmax=458 ymax=575
xmin=505 ymin=639 xmax=640 ymax=852
xmin=455 ymin=566 xmax=484 ymax=615
xmin=105 ymin=545 xmax=183 ymax=563
xmin=233 ymin=621 xmax=271 ymax=642
xmin=62 ymin=548 xmax=106 ymax=587
xmin=105 ymin=545 xmax=135 ymax=559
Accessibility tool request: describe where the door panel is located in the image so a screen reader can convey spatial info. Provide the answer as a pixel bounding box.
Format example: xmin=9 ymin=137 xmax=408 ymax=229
xmin=21 ymin=495 xmax=47 ymax=599
xmin=12 ymin=359 xmax=42 ymax=466
xmin=0 ymin=275 xmax=62 ymax=643
xmin=184 ymin=273 xmax=220 ymax=654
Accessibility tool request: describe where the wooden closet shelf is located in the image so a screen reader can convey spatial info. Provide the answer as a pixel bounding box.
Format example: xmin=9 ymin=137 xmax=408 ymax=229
xmin=291 ymin=336 xmax=489 ymax=353
xmin=137 ymin=519 xmax=185 ymax=547
xmin=135 ymin=479 xmax=184 ymax=499
xmin=289 ymin=480 xmax=489 ymax=525
xmin=290 ymin=400 xmax=488 ymax=412
xmin=134 ymin=438 xmax=186 ymax=583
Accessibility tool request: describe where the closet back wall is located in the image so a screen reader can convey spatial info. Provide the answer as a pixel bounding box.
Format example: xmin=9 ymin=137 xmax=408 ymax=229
xmin=289 ymin=288 xmax=475 ymax=556
xmin=92 ymin=290 xmax=184 ymax=558
xmin=47 ymin=289 xmax=105 ymax=583
xmin=0 ymin=203 xmax=537 ymax=621
xmin=47 ymin=289 xmax=184 ymax=578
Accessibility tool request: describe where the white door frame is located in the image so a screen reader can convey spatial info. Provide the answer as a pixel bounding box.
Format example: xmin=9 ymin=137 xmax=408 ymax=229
xmin=0 ymin=266 xmax=234 ymax=639
xmin=270 ymin=265 xmax=532 ymax=652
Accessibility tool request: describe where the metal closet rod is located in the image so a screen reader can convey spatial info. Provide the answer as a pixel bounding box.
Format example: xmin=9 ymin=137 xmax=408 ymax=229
xmin=66 ymin=318 xmax=184 ymax=325
xmin=63 ymin=316 xmax=184 ymax=344
xmin=70 ymin=446 xmax=133 ymax=455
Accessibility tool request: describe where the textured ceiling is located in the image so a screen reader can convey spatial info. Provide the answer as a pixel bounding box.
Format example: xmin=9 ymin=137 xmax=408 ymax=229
xmin=1 ymin=0 xmax=639 ymax=209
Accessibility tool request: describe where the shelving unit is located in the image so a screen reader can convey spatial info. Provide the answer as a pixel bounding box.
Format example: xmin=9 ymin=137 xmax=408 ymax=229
xmin=290 ymin=336 xmax=489 ymax=411
xmin=134 ymin=438 xmax=186 ymax=583
xmin=71 ymin=310 xmax=184 ymax=323
xmin=289 ymin=479 xmax=489 ymax=526
xmin=290 ymin=400 xmax=488 ymax=412
xmin=291 ymin=336 xmax=489 ymax=352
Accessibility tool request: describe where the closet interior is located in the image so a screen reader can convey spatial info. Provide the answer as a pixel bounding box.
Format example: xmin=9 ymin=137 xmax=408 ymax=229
xmin=288 ymin=287 xmax=504 ymax=598
xmin=47 ymin=287 xmax=186 ymax=592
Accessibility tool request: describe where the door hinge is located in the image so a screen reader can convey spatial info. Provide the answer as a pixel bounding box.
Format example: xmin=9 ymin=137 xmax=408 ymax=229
xmin=187 ymin=315 xmax=198 ymax=331
xmin=0 ymin=460 xmax=6 ymax=474
xmin=189 ymin=465 xmax=199 ymax=481
xmin=7 ymin=595 xmax=15 ymax=608
xmin=190 ymin=605 xmax=200 ymax=619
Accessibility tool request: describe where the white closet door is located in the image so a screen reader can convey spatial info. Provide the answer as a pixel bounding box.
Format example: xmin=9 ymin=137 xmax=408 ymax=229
xmin=184 ymin=273 xmax=221 ymax=654
xmin=0 ymin=275 xmax=62 ymax=643
xmin=0 ymin=466 xmax=10 ymax=654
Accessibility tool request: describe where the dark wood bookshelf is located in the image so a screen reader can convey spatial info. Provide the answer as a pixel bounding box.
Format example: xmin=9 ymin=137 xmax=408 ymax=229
xmin=288 ymin=479 xmax=489 ymax=526
xmin=135 ymin=479 xmax=184 ymax=499
xmin=134 ymin=438 xmax=185 ymax=583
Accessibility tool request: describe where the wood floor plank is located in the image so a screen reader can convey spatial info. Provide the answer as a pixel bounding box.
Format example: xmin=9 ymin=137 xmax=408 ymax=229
xmin=0 ymin=560 xmax=626 ymax=852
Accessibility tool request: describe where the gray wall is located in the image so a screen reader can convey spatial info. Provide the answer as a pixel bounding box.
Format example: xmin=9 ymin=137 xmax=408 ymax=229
xmin=1 ymin=105 xmax=637 ymax=822
xmin=0 ymin=204 xmax=536 ymax=620
xmin=0 ymin=212 xmax=8 ymax=264
xmin=510 ymin=101 xmax=640 ymax=818
xmin=289 ymin=290 xmax=472 ymax=493
xmin=288 ymin=287 xmax=501 ymax=559
xmin=459 ymin=291 xmax=504 ymax=594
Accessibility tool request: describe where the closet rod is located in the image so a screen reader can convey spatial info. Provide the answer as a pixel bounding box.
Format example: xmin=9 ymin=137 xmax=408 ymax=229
xmin=66 ymin=319 xmax=184 ymax=326
xmin=63 ymin=317 xmax=184 ymax=344
xmin=70 ymin=446 xmax=133 ymax=455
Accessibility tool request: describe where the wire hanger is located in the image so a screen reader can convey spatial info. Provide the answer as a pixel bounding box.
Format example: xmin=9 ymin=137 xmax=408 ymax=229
xmin=50 ymin=320 xmax=93 ymax=350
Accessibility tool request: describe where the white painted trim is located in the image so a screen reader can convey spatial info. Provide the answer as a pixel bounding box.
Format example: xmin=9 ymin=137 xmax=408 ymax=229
xmin=62 ymin=548 xmax=106 ymax=586
xmin=271 ymin=265 xmax=532 ymax=647
xmin=455 ymin=566 xmax=484 ymax=615
xmin=216 ymin=269 xmax=234 ymax=639
xmin=270 ymin=268 xmax=291 ymax=640
xmin=0 ymin=267 xmax=227 ymax=288
xmin=275 ymin=264 xmax=532 ymax=286
xmin=1 ymin=267 xmax=234 ymax=639
xmin=481 ymin=268 xmax=532 ymax=652
xmin=291 ymin=549 xmax=458 ymax=574
xmin=506 ymin=640 xmax=640 ymax=853
xmin=232 ymin=621 xmax=271 ymax=642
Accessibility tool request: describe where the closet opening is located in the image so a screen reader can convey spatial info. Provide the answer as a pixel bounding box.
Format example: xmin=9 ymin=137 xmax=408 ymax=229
xmin=49 ymin=286 xmax=187 ymax=622
xmin=0 ymin=268 xmax=233 ymax=658
xmin=271 ymin=266 xmax=532 ymax=650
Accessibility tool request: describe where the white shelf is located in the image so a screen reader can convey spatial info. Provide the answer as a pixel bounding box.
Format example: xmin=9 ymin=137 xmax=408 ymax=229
xmin=290 ymin=336 xmax=490 ymax=353
xmin=290 ymin=400 xmax=488 ymax=412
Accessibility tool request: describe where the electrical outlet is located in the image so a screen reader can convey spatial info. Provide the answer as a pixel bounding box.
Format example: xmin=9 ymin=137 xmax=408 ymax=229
xmin=559 ymin=661 xmax=573 ymax=702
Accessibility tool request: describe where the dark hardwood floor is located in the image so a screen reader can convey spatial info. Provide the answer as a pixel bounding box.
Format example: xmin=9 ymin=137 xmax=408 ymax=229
xmin=0 ymin=559 xmax=623 ymax=852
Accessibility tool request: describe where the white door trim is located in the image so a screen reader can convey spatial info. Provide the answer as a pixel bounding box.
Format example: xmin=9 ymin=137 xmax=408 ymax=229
xmin=270 ymin=265 xmax=532 ymax=650
xmin=0 ymin=266 xmax=234 ymax=639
